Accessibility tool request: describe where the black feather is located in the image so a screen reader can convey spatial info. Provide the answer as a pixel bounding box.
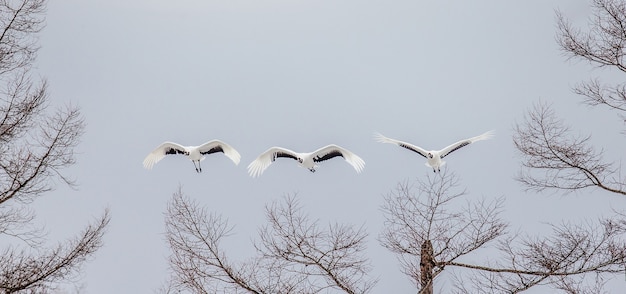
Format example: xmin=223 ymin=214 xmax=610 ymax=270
xmin=314 ymin=150 xmax=343 ymax=162
xmin=200 ymin=146 xmax=224 ymax=155
xmin=165 ymin=147 xmax=187 ymax=156
xmin=273 ymin=152 xmax=298 ymax=162
xmin=441 ymin=141 xmax=469 ymax=159
xmin=399 ymin=143 xmax=427 ymax=158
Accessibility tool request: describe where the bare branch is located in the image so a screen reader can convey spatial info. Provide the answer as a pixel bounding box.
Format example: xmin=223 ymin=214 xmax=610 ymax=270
xmin=0 ymin=203 xmax=43 ymax=247
xmin=257 ymin=195 xmax=377 ymax=294
xmin=573 ymin=79 xmax=626 ymax=113
xmin=0 ymin=209 xmax=110 ymax=293
xmin=513 ymin=101 xmax=625 ymax=196
xmin=0 ymin=0 xmax=45 ymax=76
xmin=557 ymin=0 xmax=626 ymax=126
xmin=448 ymin=216 xmax=626 ymax=292
xmin=164 ymin=188 xmax=260 ymax=294
xmin=556 ymin=0 xmax=626 ymax=72
xmin=0 ymin=70 xmax=46 ymax=143
xmin=0 ymin=104 xmax=85 ymax=206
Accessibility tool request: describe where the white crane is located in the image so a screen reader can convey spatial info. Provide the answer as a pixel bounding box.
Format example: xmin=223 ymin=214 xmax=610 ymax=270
xmin=143 ymin=140 xmax=241 ymax=173
xmin=375 ymin=130 xmax=494 ymax=172
xmin=247 ymin=144 xmax=365 ymax=177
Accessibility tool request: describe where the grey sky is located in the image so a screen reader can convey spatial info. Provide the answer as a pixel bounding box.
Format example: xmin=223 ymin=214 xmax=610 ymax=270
xmin=29 ymin=0 xmax=625 ymax=292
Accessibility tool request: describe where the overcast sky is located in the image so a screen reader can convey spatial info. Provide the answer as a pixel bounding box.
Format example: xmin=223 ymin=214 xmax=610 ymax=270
xmin=28 ymin=0 xmax=626 ymax=293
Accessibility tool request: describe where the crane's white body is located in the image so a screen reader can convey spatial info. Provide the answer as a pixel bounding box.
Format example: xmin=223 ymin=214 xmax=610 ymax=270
xmin=375 ymin=130 xmax=494 ymax=172
xmin=247 ymin=144 xmax=365 ymax=177
xmin=143 ymin=140 xmax=241 ymax=173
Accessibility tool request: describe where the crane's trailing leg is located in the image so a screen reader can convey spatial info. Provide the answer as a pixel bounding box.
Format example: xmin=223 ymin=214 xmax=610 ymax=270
xmin=193 ymin=161 xmax=201 ymax=173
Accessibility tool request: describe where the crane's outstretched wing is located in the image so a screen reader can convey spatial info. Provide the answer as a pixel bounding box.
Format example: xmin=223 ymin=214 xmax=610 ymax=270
xmin=143 ymin=142 xmax=187 ymax=169
xmin=311 ymin=144 xmax=365 ymax=173
xmin=439 ymin=130 xmax=494 ymax=159
xmin=197 ymin=140 xmax=241 ymax=165
xmin=374 ymin=132 xmax=429 ymax=158
xmin=247 ymin=147 xmax=299 ymax=178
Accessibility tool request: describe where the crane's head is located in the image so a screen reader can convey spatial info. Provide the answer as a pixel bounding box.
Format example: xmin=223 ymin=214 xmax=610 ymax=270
xmin=297 ymin=157 xmax=303 ymax=163
xmin=427 ymin=152 xmax=433 ymax=159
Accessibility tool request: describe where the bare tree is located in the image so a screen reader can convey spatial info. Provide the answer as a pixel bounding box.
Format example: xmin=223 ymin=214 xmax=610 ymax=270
xmin=164 ymin=189 xmax=377 ymax=294
xmin=515 ymin=0 xmax=626 ymax=195
xmin=503 ymin=1 xmax=626 ymax=291
xmin=380 ymin=172 xmax=626 ymax=293
xmin=556 ymin=0 xmax=626 ymax=123
xmin=164 ymin=173 xmax=626 ymax=294
xmin=379 ymin=171 xmax=507 ymax=293
xmin=0 ymin=0 xmax=110 ymax=292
